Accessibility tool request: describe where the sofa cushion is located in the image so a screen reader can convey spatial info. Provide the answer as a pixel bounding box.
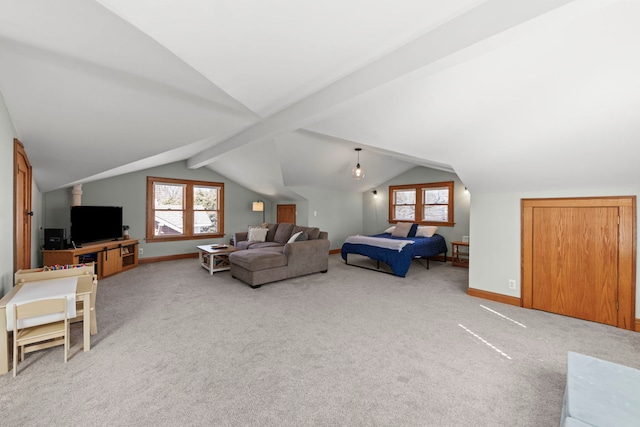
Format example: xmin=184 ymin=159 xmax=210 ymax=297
xmin=292 ymin=225 xmax=320 ymax=240
xmin=235 ymin=241 xmax=253 ymax=250
xmin=273 ymin=223 xmax=295 ymax=244
xmin=264 ymin=223 xmax=279 ymax=242
xmin=229 ymin=250 xmax=287 ymax=271
xmin=246 ymin=242 xmax=283 ymax=250
xmin=252 ymin=246 xmax=285 ymax=254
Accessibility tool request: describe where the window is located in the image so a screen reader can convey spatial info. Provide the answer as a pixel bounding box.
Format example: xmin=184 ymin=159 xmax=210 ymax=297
xmin=146 ymin=176 xmax=224 ymax=242
xmin=389 ymin=181 xmax=454 ymax=226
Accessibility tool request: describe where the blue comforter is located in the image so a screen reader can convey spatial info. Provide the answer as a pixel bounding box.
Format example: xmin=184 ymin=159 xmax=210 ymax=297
xmin=340 ymin=233 xmax=447 ymax=277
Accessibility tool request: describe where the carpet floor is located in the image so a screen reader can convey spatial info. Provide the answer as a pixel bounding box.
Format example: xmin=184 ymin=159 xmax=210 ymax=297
xmin=1 ymin=254 xmax=638 ymax=426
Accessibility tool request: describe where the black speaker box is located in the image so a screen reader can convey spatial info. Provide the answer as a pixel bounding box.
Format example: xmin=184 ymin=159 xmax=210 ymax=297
xmin=44 ymin=228 xmax=66 ymax=250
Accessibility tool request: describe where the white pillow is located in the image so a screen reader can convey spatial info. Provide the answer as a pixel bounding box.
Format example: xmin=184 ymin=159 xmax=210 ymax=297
xmin=384 ymin=226 xmax=395 ymax=234
xmin=287 ymin=231 xmax=302 ymax=244
xmin=391 ymin=222 xmax=413 ymax=237
xmin=248 ymin=227 xmax=268 ymax=242
xmin=416 ymin=226 xmax=438 ymax=238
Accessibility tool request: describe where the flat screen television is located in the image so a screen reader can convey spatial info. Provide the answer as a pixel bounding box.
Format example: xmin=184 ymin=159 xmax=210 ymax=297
xmin=70 ymin=205 xmax=123 ymax=245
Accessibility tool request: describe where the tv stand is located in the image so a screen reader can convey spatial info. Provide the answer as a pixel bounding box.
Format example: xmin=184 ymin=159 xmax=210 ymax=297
xmin=43 ymin=238 xmax=138 ymax=279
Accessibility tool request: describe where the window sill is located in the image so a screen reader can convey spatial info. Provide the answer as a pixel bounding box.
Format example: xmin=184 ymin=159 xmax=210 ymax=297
xmin=146 ymin=234 xmax=224 ymax=243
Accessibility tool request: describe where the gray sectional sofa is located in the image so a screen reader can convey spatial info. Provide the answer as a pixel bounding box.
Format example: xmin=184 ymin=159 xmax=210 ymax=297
xmin=229 ymin=223 xmax=330 ymax=288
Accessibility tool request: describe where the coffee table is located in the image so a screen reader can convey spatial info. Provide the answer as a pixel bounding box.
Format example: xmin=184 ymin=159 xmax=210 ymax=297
xmin=197 ymin=244 xmax=240 ymax=275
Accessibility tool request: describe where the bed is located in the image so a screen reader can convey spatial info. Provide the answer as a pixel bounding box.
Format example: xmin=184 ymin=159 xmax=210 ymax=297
xmin=341 ymin=232 xmax=448 ymax=277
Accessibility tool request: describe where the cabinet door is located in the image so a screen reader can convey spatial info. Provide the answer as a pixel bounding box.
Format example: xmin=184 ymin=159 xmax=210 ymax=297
xmin=101 ymin=247 xmax=122 ymax=278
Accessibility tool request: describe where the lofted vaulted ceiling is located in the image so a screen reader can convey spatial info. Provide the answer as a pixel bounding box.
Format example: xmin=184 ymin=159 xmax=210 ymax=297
xmin=1 ymin=0 xmax=639 ymax=198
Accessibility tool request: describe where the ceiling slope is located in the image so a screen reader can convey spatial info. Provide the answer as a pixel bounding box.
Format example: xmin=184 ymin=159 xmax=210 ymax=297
xmin=1 ymin=0 xmax=638 ymax=198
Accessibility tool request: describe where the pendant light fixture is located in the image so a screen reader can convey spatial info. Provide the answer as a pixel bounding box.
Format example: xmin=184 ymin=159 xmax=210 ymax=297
xmin=352 ymin=148 xmax=365 ymax=180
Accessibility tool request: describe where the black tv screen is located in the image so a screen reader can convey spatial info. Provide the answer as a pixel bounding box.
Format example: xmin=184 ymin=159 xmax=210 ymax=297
xmin=70 ymin=206 xmax=123 ymax=245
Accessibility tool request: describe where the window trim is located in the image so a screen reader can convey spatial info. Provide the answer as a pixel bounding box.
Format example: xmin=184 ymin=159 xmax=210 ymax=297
xmin=146 ymin=176 xmax=224 ymax=242
xmin=388 ymin=181 xmax=454 ymax=227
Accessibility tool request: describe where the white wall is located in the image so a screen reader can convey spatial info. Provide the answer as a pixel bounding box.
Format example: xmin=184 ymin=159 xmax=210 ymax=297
xmin=0 ymin=93 xmax=16 ymax=297
xmin=470 ymin=187 xmax=640 ymax=315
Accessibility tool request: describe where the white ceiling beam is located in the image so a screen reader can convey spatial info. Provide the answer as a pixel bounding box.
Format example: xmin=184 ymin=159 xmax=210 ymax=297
xmin=187 ymin=0 xmax=576 ymax=169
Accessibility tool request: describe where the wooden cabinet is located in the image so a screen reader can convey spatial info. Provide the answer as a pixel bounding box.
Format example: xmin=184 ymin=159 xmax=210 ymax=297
xmin=451 ymin=241 xmax=469 ymax=268
xmin=43 ymin=239 xmax=138 ymax=279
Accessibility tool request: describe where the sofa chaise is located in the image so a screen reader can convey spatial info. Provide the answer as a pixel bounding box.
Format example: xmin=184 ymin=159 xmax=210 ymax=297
xmin=229 ymin=223 xmax=329 ymax=288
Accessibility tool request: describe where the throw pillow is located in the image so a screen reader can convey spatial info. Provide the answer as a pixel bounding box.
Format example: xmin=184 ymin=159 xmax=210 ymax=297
xmin=416 ymin=226 xmax=438 ymax=238
xmin=293 ymin=226 xmax=319 ymax=240
xmin=408 ymin=223 xmax=419 ymax=237
xmin=248 ymin=227 xmax=268 ymax=242
xmin=295 ymin=231 xmax=308 ymax=241
xmin=391 ymin=222 xmax=412 ymax=237
xmin=384 ymin=226 xmax=395 ymax=234
xmin=287 ymin=231 xmax=302 ymax=244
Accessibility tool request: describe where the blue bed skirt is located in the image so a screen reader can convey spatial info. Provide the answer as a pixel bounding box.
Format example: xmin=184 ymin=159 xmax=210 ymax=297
xmin=341 ymin=233 xmax=448 ymax=277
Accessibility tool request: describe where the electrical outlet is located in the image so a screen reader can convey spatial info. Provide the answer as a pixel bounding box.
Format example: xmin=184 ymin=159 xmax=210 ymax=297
xmin=508 ymin=279 xmax=516 ymax=289
xmin=139 ymin=248 xmax=143 ymax=255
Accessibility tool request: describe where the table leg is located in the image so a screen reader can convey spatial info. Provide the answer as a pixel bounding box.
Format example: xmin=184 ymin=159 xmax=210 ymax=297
xmin=209 ymin=253 xmax=214 ymax=275
xmin=0 ymin=307 xmax=8 ymax=374
xmin=82 ymin=293 xmax=90 ymax=352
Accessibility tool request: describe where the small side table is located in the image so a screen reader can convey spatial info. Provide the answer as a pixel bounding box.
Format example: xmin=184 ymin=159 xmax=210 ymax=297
xmin=451 ymin=241 xmax=469 ymax=268
xmin=197 ymin=245 xmax=240 ymax=275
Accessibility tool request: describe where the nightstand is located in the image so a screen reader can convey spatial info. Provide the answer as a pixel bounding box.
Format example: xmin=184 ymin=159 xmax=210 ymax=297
xmin=451 ymin=241 xmax=469 ymax=267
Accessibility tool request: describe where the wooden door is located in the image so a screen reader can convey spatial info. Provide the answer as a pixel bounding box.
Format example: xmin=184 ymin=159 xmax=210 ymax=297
xmin=531 ymin=206 xmax=618 ymax=325
xmin=14 ymin=140 xmax=32 ymax=271
xmin=277 ymin=204 xmax=296 ymax=224
xmin=522 ymin=196 xmax=636 ymax=330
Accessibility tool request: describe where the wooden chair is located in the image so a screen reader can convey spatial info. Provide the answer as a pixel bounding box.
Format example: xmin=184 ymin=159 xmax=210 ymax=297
xmin=70 ymin=276 xmax=98 ymax=334
xmin=13 ymin=298 xmax=69 ymax=377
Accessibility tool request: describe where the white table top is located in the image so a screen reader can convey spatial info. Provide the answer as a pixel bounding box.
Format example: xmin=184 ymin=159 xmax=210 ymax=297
xmin=196 ymin=244 xmax=239 ymax=254
xmin=5 ymin=276 xmax=78 ymax=331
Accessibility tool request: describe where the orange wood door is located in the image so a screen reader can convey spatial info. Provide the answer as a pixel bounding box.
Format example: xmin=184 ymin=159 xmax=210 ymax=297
xmin=14 ymin=140 xmax=32 ymax=271
xmin=277 ymin=204 xmax=296 ymax=224
xmin=531 ymin=206 xmax=619 ymax=325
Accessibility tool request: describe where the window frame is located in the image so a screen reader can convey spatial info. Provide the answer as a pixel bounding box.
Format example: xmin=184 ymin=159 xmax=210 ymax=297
xmin=146 ymin=176 xmax=224 ymax=242
xmin=388 ymin=181 xmax=454 ymax=227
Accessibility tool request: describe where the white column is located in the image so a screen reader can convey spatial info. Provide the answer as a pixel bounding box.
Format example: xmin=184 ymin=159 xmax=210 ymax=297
xmin=71 ymin=184 xmax=83 ymax=207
